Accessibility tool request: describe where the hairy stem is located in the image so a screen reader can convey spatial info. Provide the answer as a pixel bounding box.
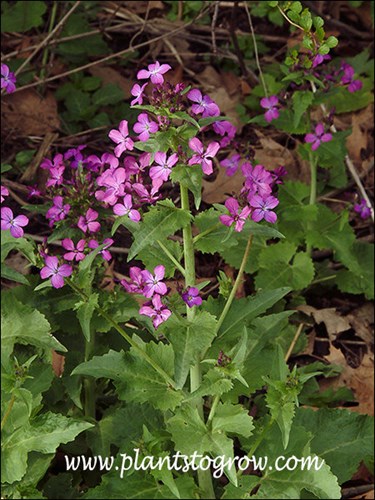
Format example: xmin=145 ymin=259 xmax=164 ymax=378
xmin=1 ymin=394 xmax=16 ymax=431
xmin=157 ymin=239 xmax=186 ymax=277
xmin=180 ymin=184 xmax=215 ymax=499
xmin=216 ymin=235 xmax=253 ymax=337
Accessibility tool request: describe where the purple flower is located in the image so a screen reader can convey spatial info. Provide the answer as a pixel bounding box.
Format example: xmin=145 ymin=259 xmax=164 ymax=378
xmin=260 ymin=95 xmax=280 ymax=123
xmin=40 ymin=256 xmax=72 ymax=289
xmin=188 ymin=138 xmax=220 ymax=175
xmin=64 ymin=145 xmax=86 ymax=169
xmin=27 ymin=185 xmax=42 ymax=199
xmin=272 ymin=166 xmax=288 ymax=185
xmin=149 ymin=152 xmax=178 ymax=190
xmin=250 ymin=195 xmax=279 ymax=223
xmin=46 ymin=166 xmax=65 ymax=188
xmin=133 ymin=113 xmax=159 ymax=141
xmin=1 ymin=207 xmax=29 ymax=238
xmin=354 ymin=198 xmax=372 ymax=220
xmin=220 ymin=154 xmax=241 ymax=177
xmin=137 ymin=61 xmax=172 ymax=85
xmin=132 ymin=183 xmax=160 ymax=203
xmin=113 ymin=194 xmax=141 ymax=222
xmin=1 ymin=64 xmax=16 ymax=94
xmin=88 ymin=238 xmax=114 ymax=261
xmin=121 ymin=266 xmax=144 ymax=293
xmin=109 ymin=120 xmax=134 ymax=158
xmin=219 ymin=198 xmax=251 ymax=232
xmin=213 ymin=120 xmax=236 ymax=147
xmin=77 ymin=208 xmax=101 ymax=233
xmin=187 ymin=89 xmax=220 ymax=117
xmin=182 ymin=287 xmax=202 ymax=308
xmin=139 ymin=294 xmax=171 ymax=329
xmin=141 ymin=265 xmax=167 ymax=298
xmin=61 ymin=238 xmax=86 ymax=261
xmin=305 ymin=123 xmax=333 ymax=151
xmin=1 ymin=185 xmax=9 ymax=203
xmin=312 ymin=54 xmax=331 ymax=68
xmin=130 ymin=83 xmax=148 ymax=106
xmin=40 ymin=153 xmax=64 ymax=170
xmin=96 ymin=167 xmax=127 ymax=206
xmin=87 ymin=153 xmax=119 ymax=172
xmin=242 ymin=163 xmax=273 ymax=198
xmin=341 ymin=64 xmax=362 ymax=93
xmin=46 ymin=196 xmax=70 ymax=226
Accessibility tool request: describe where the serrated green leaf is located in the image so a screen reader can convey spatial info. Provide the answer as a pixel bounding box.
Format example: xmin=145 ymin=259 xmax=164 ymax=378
xmin=138 ymin=239 xmax=182 ymax=278
xmin=292 ymin=90 xmax=314 ymax=128
xmin=72 ymin=350 xmax=127 ymax=380
xmin=1 ymin=1 xmax=47 ymax=32
xmin=75 ymin=293 xmax=99 ymax=341
xmin=170 ymin=164 xmax=203 ymax=209
xmin=212 ymin=402 xmax=254 ymax=438
xmin=64 ymin=90 xmax=91 ymax=120
xmin=92 ymin=84 xmax=124 ymax=106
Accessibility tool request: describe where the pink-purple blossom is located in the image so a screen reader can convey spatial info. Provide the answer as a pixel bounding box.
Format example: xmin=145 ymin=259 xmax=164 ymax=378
xmin=187 ymin=89 xmax=220 ymax=117
xmin=1 ymin=207 xmax=29 ymax=238
xmin=149 ymin=152 xmax=178 ymax=190
xmin=133 ymin=113 xmax=159 ymax=141
xmin=188 ymin=138 xmax=220 ymax=175
xmin=139 ymin=294 xmax=171 ymax=329
xmin=1 ymin=185 xmax=9 ymax=203
xmin=40 ymin=154 xmax=64 ymax=170
xmin=250 ymin=195 xmax=279 ymax=223
xmin=113 ymin=194 xmax=141 ymax=222
xmin=137 ymin=61 xmax=172 ymax=85
xmin=242 ymin=163 xmax=273 ymax=198
xmin=40 ymin=256 xmax=72 ymax=289
xmin=260 ymin=95 xmax=280 ymax=123
xmin=354 ymin=198 xmax=372 ymax=220
xmin=220 ymin=154 xmax=241 ymax=176
xmin=109 ymin=120 xmax=134 ymax=158
xmin=341 ymin=64 xmax=362 ymax=93
xmin=77 ymin=208 xmax=101 ymax=233
xmin=46 ymin=196 xmax=70 ymax=226
xmin=130 ymin=82 xmax=148 ymax=106
xmin=1 ymin=63 xmax=16 ymax=94
xmin=182 ymin=287 xmax=202 ymax=308
xmin=305 ymin=123 xmax=333 ymax=151
xmin=141 ymin=265 xmax=168 ymax=298
xmin=88 ymin=238 xmax=114 ymax=261
xmin=61 ymin=239 xmax=86 ymax=261
xmin=213 ymin=120 xmax=236 ymax=147
xmin=219 ymin=198 xmax=251 ymax=232
xmin=46 ymin=166 xmax=65 ymax=188
xmin=121 ymin=266 xmax=144 ymax=294
xmin=96 ymin=167 xmax=127 ymax=206
xmin=312 ymin=53 xmax=331 ymax=68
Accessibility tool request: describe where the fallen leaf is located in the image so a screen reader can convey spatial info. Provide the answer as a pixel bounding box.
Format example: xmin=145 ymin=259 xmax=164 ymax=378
xmin=202 ymin=165 xmax=245 ymax=204
xmin=52 ymin=350 xmax=65 ymax=377
xmin=347 ymin=303 xmax=374 ymax=347
xmin=297 ymin=305 xmax=352 ymax=341
xmin=89 ymin=65 xmax=133 ymax=99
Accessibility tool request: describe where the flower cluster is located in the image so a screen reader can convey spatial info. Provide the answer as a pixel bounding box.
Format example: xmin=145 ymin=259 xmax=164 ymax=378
xmin=1 ymin=63 xmax=16 ymax=94
xmin=354 ymin=198 xmax=372 ymax=220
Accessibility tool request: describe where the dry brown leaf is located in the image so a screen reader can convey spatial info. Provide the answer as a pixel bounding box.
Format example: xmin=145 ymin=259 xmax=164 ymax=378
xmin=254 ymin=131 xmax=296 ymax=173
xmin=297 ymin=305 xmax=351 ymax=341
xmin=322 ymin=347 xmax=374 ymax=415
xmin=347 ymin=303 xmax=374 ymax=347
xmin=4 ymin=253 xmax=29 ymax=276
xmin=52 ymin=350 xmax=65 ymax=378
xmin=346 ymin=105 xmax=373 ymax=163
xmin=2 ymin=90 xmax=60 ymax=135
xmin=89 ymin=65 xmax=133 ymax=99
xmin=202 ymin=166 xmax=245 ymax=204
xmin=127 ymin=0 xmax=164 ymax=13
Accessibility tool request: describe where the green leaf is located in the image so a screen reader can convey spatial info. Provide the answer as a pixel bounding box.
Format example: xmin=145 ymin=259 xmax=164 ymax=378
xmin=81 ymin=76 xmax=102 ymax=91
xmin=1 ymin=292 xmax=67 ymax=363
xmin=2 ymin=412 xmax=93 ymax=484
xmin=170 ymin=164 xmax=203 ymax=209
xmin=159 ymin=311 xmax=217 ymax=388
xmin=138 ymin=239 xmax=182 ymax=278
xmin=325 ymin=35 xmax=338 ymax=48
xmin=212 ymin=402 xmax=254 ymax=438
xmin=1 ymin=231 xmax=36 ymax=265
xmin=1 ymin=1 xmax=47 ymax=32
xmin=72 ymin=350 xmax=128 ymax=380
xmin=194 ymin=208 xmax=238 ymax=255
xmin=336 ymin=241 xmax=374 ymax=299
xmin=127 ymin=199 xmax=192 ymax=261
xmin=1 ymin=262 xmax=30 ymax=285
xmin=92 ymin=84 xmax=124 ymax=106
xmin=292 ymin=90 xmax=314 ymax=128
xmin=75 ymin=293 xmax=99 ymax=341
xmin=64 ymin=90 xmax=91 ymax=121
xmin=295 ymin=408 xmax=374 ymax=484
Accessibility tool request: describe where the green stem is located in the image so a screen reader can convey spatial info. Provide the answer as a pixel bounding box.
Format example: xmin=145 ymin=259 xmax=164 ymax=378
xmin=180 ymin=184 xmax=215 ymax=500
xmin=192 ymin=223 xmax=222 ymax=244
xmin=1 ymin=394 xmax=16 ymax=431
xmin=84 ymin=330 xmax=96 ymax=420
xmin=40 ymin=2 xmax=58 ymax=80
xmin=237 ymin=418 xmax=275 ymax=478
xmin=157 ymin=240 xmax=186 ymax=277
xmin=216 ymin=235 xmax=253 ymax=337
xmin=206 ymin=394 xmax=220 ymax=428
xmin=66 ymin=279 xmax=176 ymax=389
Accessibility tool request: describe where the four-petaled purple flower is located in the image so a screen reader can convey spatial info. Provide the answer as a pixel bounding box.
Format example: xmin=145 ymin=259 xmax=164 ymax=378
xmin=40 ymin=153 xmax=64 ymax=170
xmin=354 ymin=198 xmax=372 ymax=220
xmin=305 ymin=123 xmax=333 ymax=151
xmin=188 ymin=138 xmax=220 ymax=175
xmin=341 ymin=64 xmax=362 ymax=93
xmin=1 ymin=63 xmax=16 ymax=94
xmin=77 ymin=208 xmax=101 ymax=233
xmin=130 ymin=82 xmax=148 ymax=106
xmin=242 ymin=163 xmax=273 ymax=198
xmin=220 ymin=154 xmax=241 ymax=177
xmin=133 ymin=113 xmax=159 ymax=141
xmin=109 ymin=120 xmax=134 ymax=158
xmin=46 ymin=196 xmax=70 ymax=227
xmin=141 ymin=265 xmax=168 ymax=298
xmin=250 ymin=195 xmax=279 ymax=223
xmin=61 ymin=238 xmax=86 ymax=261
xmin=88 ymin=238 xmax=114 ymax=261
xmin=182 ymin=287 xmax=202 ymax=308
xmin=260 ymin=95 xmax=280 ymax=123
xmin=1 ymin=185 xmax=9 ymax=203
xmin=40 ymin=256 xmax=72 ymax=289
xmin=46 ymin=166 xmax=65 ymax=188
xmin=113 ymin=194 xmax=141 ymax=222
xmin=219 ymin=197 xmax=251 ymax=232
xmin=139 ymin=294 xmax=171 ymax=329
xmin=149 ymin=152 xmax=178 ymax=190
xmin=1 ymin=207 xmax=29 ymax=238
xmin=121 ymin=266 xmax=144 ymax=293
xmin=187 ymin=89 xmax=220 ymax=117
xmin=137 ymin=61 xmax=172 ymax=85
xmin=212 ymin=121 xmax=236 ymax=147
